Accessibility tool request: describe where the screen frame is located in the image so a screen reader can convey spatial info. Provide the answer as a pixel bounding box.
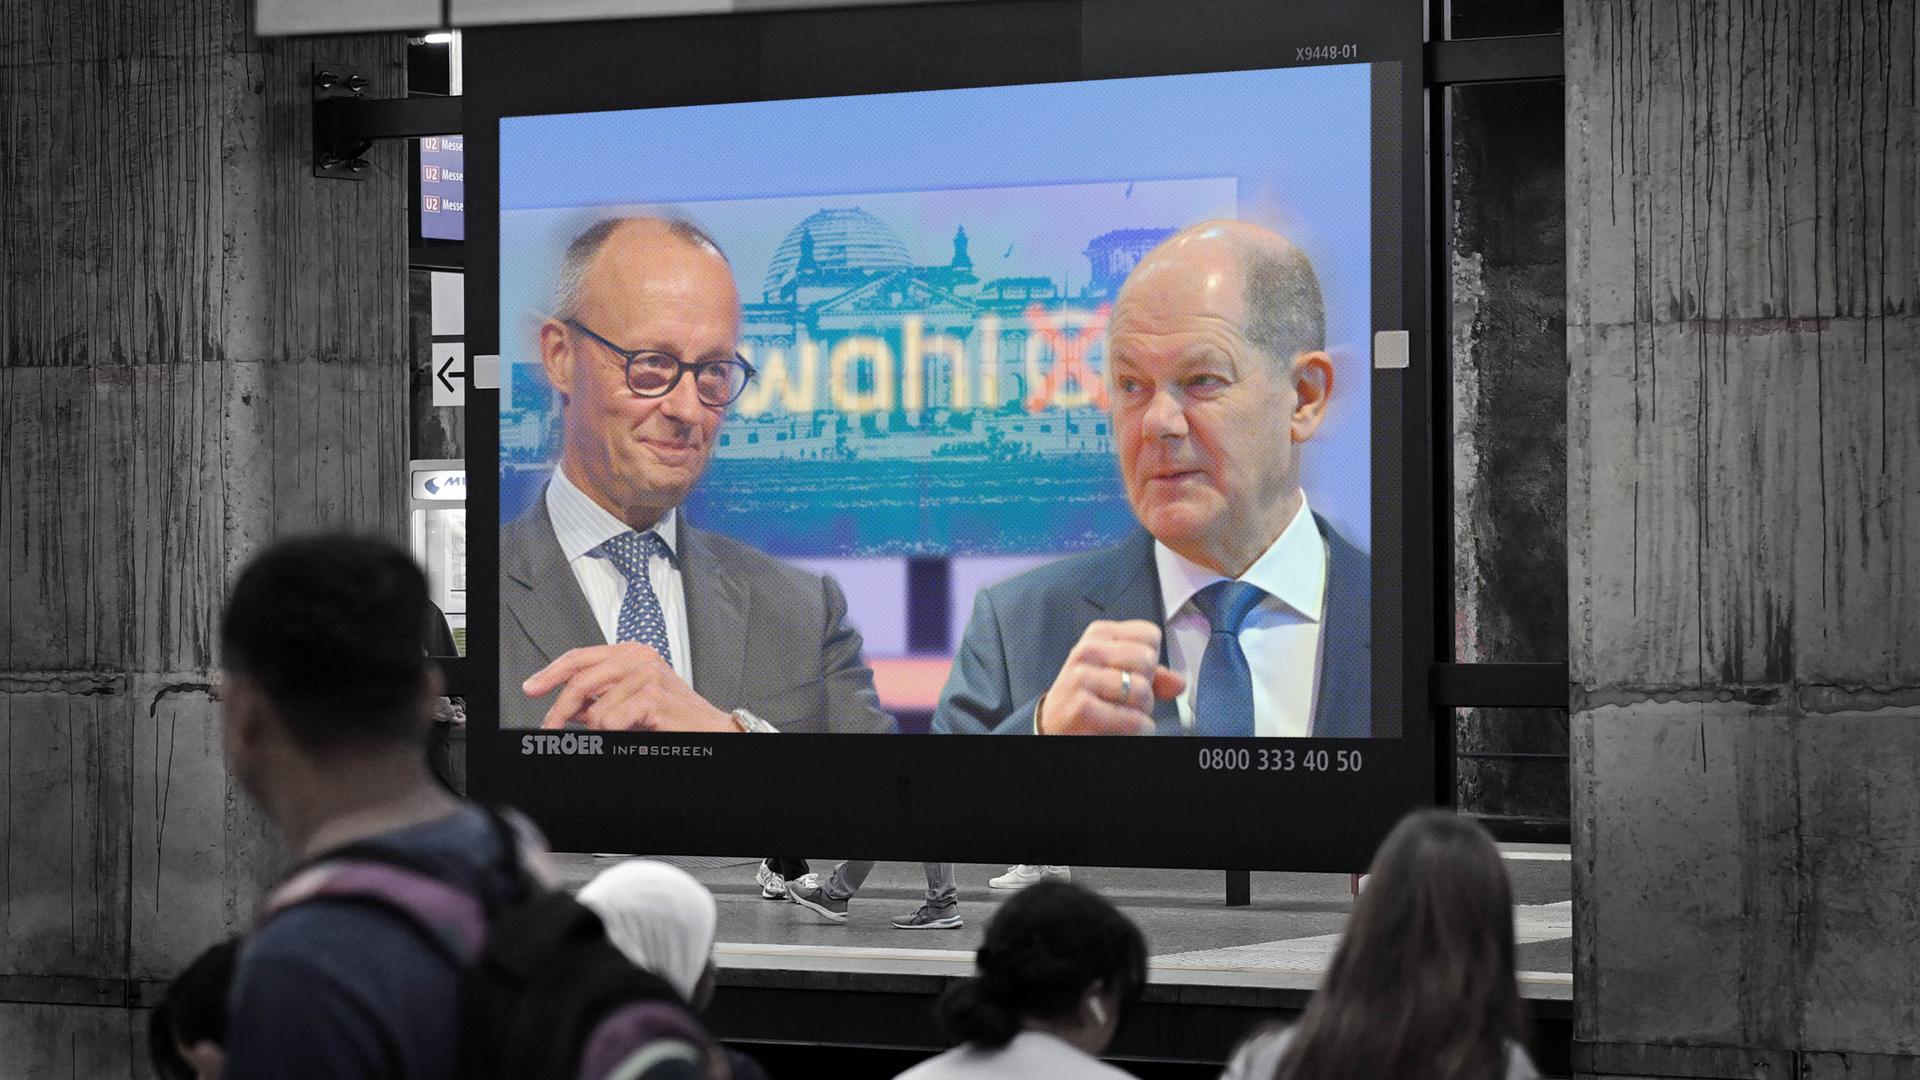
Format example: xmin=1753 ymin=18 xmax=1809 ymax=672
xmin=462 ymin=0 xmax=1435 ymax=871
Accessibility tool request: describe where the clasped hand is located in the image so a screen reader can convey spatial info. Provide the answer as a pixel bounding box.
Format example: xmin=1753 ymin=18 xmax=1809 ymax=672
xmin=1038 ymin=620 xmax=1185 ymax=735
xmin=524 ymin=643 xmax=738 ymax=732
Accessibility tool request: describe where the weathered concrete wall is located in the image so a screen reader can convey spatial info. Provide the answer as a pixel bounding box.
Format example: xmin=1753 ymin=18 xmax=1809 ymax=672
xmin=1568 ymin=0 xmax=1920 ymax=1073
xmin=0 ymin=0 xmax=407 ymax=1074
xmin=1451 ymin=80 xmax=1572 ymax=826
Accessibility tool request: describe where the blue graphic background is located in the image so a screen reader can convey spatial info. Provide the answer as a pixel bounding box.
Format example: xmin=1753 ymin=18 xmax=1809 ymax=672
xmin=499 ymin=64 xmax=1373 ymax=568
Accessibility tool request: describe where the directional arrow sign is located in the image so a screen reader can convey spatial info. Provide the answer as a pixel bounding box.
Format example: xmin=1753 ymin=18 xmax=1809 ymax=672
xmin=432 ymin=342 xmax=467 ymax=406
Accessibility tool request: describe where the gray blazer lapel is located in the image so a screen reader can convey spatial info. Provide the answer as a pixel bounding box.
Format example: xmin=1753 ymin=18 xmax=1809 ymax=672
xmin=501 ymin=505 xmax=605 ymax=668
xmin=679 ymin=525 xmax=748 ymax=708
xmin=1083 ymin=531 xmax=1181 ymax=733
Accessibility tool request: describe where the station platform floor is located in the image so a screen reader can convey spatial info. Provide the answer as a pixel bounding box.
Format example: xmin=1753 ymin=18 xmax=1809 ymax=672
xmin=551 ymin=847 xmax=1573 ymax=1075
xmin=553 ymin=847 xmax=1571 ymax=989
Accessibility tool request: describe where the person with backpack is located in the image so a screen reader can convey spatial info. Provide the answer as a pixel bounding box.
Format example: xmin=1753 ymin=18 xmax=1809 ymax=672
xmin=220 ymin=534 xmax=721 ymax=1080
xmin=149 ymin=938 xmax=238 ymax=1080
xmin=1218 ymin=809 xmax=1539 ymax=1080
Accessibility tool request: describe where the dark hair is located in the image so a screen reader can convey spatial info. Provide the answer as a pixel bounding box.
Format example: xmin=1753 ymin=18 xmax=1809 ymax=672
xmin=937 ymin=881 xmax=1148 ymax=1050
xmin=1265 ymin=810 xmax=1523 ymax=1080
xmin=148 ymin=938 xmax=239 ymax=1079
xmin=219 ymin=534 xmax=434 ymax=751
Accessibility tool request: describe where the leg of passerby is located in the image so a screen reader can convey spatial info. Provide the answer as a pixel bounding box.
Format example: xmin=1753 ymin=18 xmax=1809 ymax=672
xmin=892 ymin=863 xmax=962 ymax=930
xmin=756 ymin=858 xmax=813 ymax=900
xmin=788 ymin=860 xmax=873 ymax=924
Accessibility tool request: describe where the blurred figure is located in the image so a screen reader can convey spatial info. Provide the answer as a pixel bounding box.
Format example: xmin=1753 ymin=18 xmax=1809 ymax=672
xmin=219 ymin=535 xmax=505 ymax=1078
xmin=149 ymin=938 xmax=239 ymax=1080
xmin=1220 ymin=810 xmax=1538 ymax=1080
xmin=580 ymin=860 xmax=771 ymax=1080
xmin=897 ymin=881 xmax=1147 ymax=1079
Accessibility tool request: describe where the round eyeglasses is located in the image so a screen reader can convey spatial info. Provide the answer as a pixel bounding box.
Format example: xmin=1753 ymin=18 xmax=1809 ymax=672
xmin=564 ymin=319 xmax=757 ymax=407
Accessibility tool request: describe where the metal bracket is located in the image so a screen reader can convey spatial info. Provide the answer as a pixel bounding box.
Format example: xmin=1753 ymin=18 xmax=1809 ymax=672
xmin=1424 ymin=34 xmax=1564 ymax=86
xmin=312 ymin=62 xmax=464 ymax=180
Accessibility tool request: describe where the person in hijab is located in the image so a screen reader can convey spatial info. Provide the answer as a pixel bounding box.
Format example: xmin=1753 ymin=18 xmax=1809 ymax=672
xmin=579 ymin=860 xmax=719 ymax=1005
xmin=578 ymin=860 xmax=769 ymax=1080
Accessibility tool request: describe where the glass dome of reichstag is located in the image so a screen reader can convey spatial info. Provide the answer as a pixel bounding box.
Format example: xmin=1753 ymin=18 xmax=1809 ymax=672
xmin=760 ymin=207 xmax=913 ymax=300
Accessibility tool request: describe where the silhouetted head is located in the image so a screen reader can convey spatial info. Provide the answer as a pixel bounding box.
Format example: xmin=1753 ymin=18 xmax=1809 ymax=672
xmin=1263 ymin=809 xmax=1524 ymax=1080
xmin=938 ymin=881 xmax=1148 ymax=1057
xmin=218 ymin=534 xmax=440 ymax=799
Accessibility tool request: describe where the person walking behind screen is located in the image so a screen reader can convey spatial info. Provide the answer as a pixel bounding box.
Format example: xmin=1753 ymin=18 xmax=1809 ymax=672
xmin=149 ymin=938 xmax=238 ymax=1080
xmin=788 ymin=859 xmax=964 ymax=929
xmin=579 ymin=860 xmax=772 ymax=1080
xmin=989 ymin=864 xmax=1070 ymax=890
xmin=894 ymin=881 xmax=1147 ymax=1079
xmin=1219 ymin=809 xmax=1539 ymax=1080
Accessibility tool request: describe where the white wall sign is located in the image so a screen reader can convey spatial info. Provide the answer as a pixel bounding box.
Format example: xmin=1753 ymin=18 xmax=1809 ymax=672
xmin=412 ymin=470 xmax=470 ymax=501
xmin=433 ymin=342 xmax=468 ymax=406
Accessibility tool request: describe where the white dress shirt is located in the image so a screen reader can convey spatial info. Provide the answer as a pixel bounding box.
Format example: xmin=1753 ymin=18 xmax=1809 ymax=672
xmin=544 ymin=465 xmax=693 ymax=683
xmin=1156 ymin=495 xmax=1328 ymax=737
xmin=894 ymin=1031 xmax=1135 ymax=1080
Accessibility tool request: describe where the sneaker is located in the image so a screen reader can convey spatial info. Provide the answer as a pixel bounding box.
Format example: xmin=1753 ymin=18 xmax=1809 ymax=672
xmin=988 ymin=865 xmax=1071 ymax=890
xmin=790 ymin=872 xmax=821 ymax=897
xmin=787 ymin=881 xmax=849 ymax=923
xmin=892 ymin=904 xmax=963 ymax=930
xmin=755 ymin=861 xmax=788 ymax=900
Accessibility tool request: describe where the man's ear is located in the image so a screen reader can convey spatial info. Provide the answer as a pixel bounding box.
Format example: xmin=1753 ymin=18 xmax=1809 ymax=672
xmin=221 ymin=672 xmax=271 ymax=757
xmin=539 ymin=318 xmax=575 ymax=399
xmin=1290 ymin=351 xmax=1334 ymax=442
xmin=415 ymin=666 xmax=447 ymax=735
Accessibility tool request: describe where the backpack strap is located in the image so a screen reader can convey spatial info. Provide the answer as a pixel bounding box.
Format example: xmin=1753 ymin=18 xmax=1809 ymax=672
xmin=478 ymin=804 xmax=561 ymax=898
xmin=578 ymin=1001 xmax=713 ymax=1080
xmin=259 ymin=851 xmax=490 ymax=964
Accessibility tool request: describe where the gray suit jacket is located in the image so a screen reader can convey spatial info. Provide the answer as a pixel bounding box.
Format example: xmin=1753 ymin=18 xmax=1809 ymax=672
xmin=931 ymin=515 xmax=1379 ymax=737
xmin=498 ymin=504 xmax=893 ymax=734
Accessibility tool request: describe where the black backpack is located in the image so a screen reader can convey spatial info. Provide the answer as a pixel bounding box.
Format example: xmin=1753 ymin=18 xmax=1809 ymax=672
xmin=258 ymin=807 xmax=720 ymax=1080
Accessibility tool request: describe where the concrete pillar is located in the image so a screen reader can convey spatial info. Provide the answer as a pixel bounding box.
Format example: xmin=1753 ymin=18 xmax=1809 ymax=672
xmin=0 ymin=2 xmax=406 ymax=1073
xmin=1568 ymin=0 xmax=1919 ymax=1075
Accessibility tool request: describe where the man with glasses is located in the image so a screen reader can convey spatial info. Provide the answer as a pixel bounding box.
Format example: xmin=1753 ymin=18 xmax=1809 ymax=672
xmin=500 ymin=216 xmax=892 ymax=741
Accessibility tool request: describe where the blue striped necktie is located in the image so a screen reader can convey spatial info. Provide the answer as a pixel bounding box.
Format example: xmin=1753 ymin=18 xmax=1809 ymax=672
xmin=1191 ymin=580 xmax=1265 ymax=738
xmin=600 ymin=530 xmax=673 ymax=664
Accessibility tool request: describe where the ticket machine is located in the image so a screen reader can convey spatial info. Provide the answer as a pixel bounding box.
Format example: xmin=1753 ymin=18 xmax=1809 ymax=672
xmin=408 ymin=458 xmax=467 ymax=655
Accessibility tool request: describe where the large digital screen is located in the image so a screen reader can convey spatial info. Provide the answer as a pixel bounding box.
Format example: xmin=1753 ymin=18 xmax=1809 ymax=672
xmin=498 ymin=66 xmax=1379 ymax=734
xmin=466 ymin=1 xmax=1431 ymax=869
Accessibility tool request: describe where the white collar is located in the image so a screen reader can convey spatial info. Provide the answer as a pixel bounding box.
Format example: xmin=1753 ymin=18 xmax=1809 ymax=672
xmin=1154 ymin=494 xmax=1325 ymax=623
xmin=545 ymin=462 xmax=679 ymax=563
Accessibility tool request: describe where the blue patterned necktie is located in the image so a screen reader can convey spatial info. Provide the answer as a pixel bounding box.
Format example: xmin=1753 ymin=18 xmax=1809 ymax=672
xmin=1191 ymin=580 xmax=1265 ymax=738
xmin=600 ymin=530 xmax=673 ymax=664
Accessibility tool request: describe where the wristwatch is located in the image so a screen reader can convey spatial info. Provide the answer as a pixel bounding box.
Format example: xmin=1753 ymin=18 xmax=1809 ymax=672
xmin=731 ymin=708 xmax=779 ymax=734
